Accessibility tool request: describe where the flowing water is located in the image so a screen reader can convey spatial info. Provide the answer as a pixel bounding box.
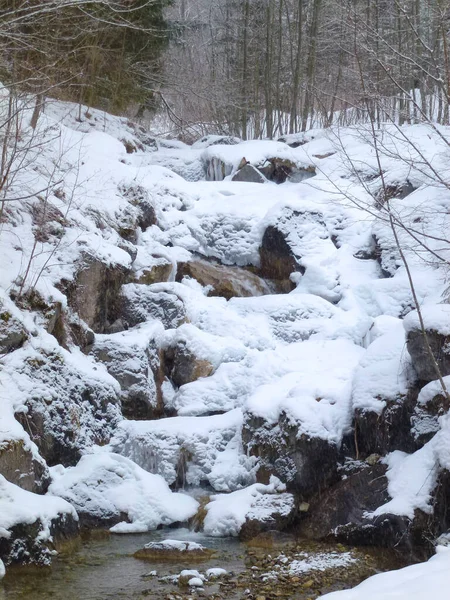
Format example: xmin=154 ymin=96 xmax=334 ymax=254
xmin=1 ymin=528 xmax=409 ymax=600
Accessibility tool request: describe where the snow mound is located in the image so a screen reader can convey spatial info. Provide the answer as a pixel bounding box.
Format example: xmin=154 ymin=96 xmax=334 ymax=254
xmin=49 ymin=453 xmax=198 ymax=533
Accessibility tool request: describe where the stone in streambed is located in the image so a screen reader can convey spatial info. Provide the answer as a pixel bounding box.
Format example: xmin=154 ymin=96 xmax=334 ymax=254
xmin=134 ymin=540 xmax=215 ymax=563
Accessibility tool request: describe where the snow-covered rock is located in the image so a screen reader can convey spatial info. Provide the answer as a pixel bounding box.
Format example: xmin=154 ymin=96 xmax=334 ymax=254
xmin=0 ymin=475 xmax=78 ymax=566
xmin=203 ymin=478 xmax=294 ymax=538
xmin=48 ymin=453 xmax=198 ymax=532
xmin=109 ymin=409 xmax=256 ymax=491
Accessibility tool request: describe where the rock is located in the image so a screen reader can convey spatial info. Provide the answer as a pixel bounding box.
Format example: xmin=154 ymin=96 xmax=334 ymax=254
xmin=14 ymin=347 xmax=121 ymax=467
xmin=92 ymin=338 xmax=158 ymax=420
xmin=0 ymin=310 xmax=27 ymax=354
xmin=299 ymin=464 xmax=391 ymax=541
xmin=176 ymin=259 xmax=272 ymax=300
xmin=63 ymin=253 xmax=130 ymax=333
xmin=354 ymin=391 xmax=418 ymax=457
xmin=259 ymin=158 xmax=315 ymax=184
xmin=411 ymin=378 xmax=450 ymax=446
xmin=243 ymin=414 xmax=341 ymax=499
xmin=407 ymin=332 xmax=450 ymax=383
xmin=0 ymin=476 xmax=79 ymax=566
xmin=121 ymin=284 xmax=186 ymax=330
xmin=258 ymin=227 xmax=301 ymax=292
xmin=239 ymin=493 xmax=296 ymax=541
xmin=136 ymin=259 xmax=173 ymax=285
xmin=232 ymin=164 xmax=267 ymax=184
xmin=119 ymin=183 xmax=157 ymax=231
xmin=134 ymin=540 xmax=215 ymax=563
xmin=376 ymin=180 xmax=416 ymax=208
xmin=0 ymin=438 xmax=50 ymax=494
xmin=165 ymin=342 xmax=215 ymax=388
xmin=67 ymin=316 xmax=95 ymax=353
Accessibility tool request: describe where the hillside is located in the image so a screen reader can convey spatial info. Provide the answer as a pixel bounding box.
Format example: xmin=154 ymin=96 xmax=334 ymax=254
xmin=1 ymin=92 xmax=450 ymax=598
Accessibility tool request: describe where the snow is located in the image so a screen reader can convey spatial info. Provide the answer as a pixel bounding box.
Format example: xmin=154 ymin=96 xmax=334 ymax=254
xmin=48 ymin=453 xmax=198 ymax=533
xmin=319 ymin=546 xmax=450 ymax=600
xmin=206 ymin=567 xmax=227 ymax=578
xmin=352 ymin=321 xmax=415 ymax=414
xmin=188 ymin=577 xmax=204 ymax=587
xmin=142 ymin=540 xmax=205 ymax=552
xmin=404 ymin=304 xmax=450 ymax=335
xmin=0 ymin=559 xmax=5 ymax=579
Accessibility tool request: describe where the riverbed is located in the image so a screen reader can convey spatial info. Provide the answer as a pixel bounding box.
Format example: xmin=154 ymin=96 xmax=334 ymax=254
xmin=1 ymin=528 xmax=410 ymax=600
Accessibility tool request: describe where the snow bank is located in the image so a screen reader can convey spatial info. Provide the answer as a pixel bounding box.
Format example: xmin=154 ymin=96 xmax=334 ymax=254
xmin=49 ymin=453 xmax=198 ymax=533
xmin=319 ymin=546 xmax=450 ymax=600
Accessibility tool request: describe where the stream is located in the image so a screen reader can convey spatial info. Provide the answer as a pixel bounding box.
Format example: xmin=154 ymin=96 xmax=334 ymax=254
xmin=1 ymin=528 xmax=409 ymax=600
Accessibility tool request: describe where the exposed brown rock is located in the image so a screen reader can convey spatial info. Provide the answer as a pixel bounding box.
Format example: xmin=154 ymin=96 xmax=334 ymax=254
xmin=176 ymin=259 xmax=272 ymax=300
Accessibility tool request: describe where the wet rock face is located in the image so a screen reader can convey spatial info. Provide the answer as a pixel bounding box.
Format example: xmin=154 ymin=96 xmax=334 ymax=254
xmin=0 ymin=311 xmax=27 ymax=354
xmin=407 ymin=329 xmax=450 ymax=383
xmin=259 ymin=226 xmax=302 ymax=292
xmin=354 ymin=391 xmax=419 ymax=457
xmin=92 ymin=339 xmax=157 ymax=420
xmin=0 ymin=439 xmax=50 ymax=494
xmin=239 ymin=493 xmax=296 ymax=541
xmin=0 ymin=512 xmax=79 ymax=567
xmin=299 ymin=463 xmax=391 ymax=541
xmin=64 ymin=255 xmax=130 ymax=333
xmin=176 ymin=259 xmax=272 ymax=300
xmin=164 ymin=342 xmax=214 ymax=388
xmin=243 ymin=415 xmax=340 ymax=499
xmin=120 ymin=284 xmax=186 ymax=330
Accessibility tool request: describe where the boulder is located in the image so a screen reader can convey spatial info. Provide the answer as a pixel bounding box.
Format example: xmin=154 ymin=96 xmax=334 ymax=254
xmin=259 ymin=225 xmax=301 ymax=291
xmin=259 ymin=158 xmax=315 ymax=184
xmin=134 ymin=540 xmax=215 ymax=562
xmin=299 ymin=463 xmax=391 ymax=541
xmin=176 ymin=259 xmax=272 ymax=300
xmin=0 ymin=476 xmax=79 ymax=566
xmin=136 ymin=259 xmax=173 ymax=285
xmin=64 ymin=254 xmax=130 ymax=333
xmin=164 ymin=342 xmax=215 ymax=388
xmin=232 ymin=164 xmax=267 ymax=183
xmin=239 ymin=493 xmax=296 ymax=541
xmin=411 ymin=379 xmax=450 ymax=447
xmin=375 ymin=180 xmax=416 ymax=208
xmin=354 ymin=391 xmax=418 ymax=457
xmin=121 ymin=284 xmax=186 ymax=330
xmin=243 ymin=414 xmax=341 ymax=499
xmin=14 ymin=347 xmax=121 ymax=467
xmin=92 ymin=338 xmax=158 ymax=420
xmin=405 ymin=305 xmax=450 ymax=383
xmin=119 ymin=183 xmax=157 ymax=232
xmin=0 ymin=311 xmax=27 ymax=354
xmin=0 ymin=438 xmax=50 ymax=494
